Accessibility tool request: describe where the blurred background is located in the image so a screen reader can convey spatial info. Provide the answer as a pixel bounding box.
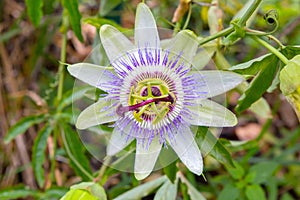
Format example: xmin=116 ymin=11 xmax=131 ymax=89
xmin=0 ymin=0 xmax=300 ymax=199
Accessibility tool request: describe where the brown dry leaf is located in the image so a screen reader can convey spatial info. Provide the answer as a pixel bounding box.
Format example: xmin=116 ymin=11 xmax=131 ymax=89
xmin=172 ymin=0 xmax=191 ymax=23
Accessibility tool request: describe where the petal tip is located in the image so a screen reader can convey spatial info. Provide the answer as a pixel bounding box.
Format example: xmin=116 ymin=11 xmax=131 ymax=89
xmin=134 ymin=172 xmax=151 ymax=180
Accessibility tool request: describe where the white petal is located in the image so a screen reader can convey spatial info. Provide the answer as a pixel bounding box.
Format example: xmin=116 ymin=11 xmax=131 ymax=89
xmin=188 ymin=70 xmax=244 ymax=98
xmin=67 ymin=63 xmax=117 ymax=92
xmin=100 ymin=25 xmax=135 ymax=63
xmin=134 ymin=137 xmax=162 ymax=180
xmin=135 ymin=3 xmax=159 ymax=48
xmin=167 ymin=30 xmax=198 ymax=62
xmin=192 ymin=43 xmax=216 ymax=70
xmin=76 ymin=98 xmax=119 ymax=130
xmin=168 ymin=127 xmax=203 ymax=175
xmin=107 ymin=126 xmax=134 ymax=156
xmin=185 ymin=99 xmax=237 ymax=127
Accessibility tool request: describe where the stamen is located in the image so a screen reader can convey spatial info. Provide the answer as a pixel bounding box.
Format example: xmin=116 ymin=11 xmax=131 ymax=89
xmin=116 ymin=93 xmax=174 ymax=117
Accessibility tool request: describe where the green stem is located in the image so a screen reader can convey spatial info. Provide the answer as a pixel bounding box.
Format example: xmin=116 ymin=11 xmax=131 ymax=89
xmin=238 ymin=0 xmax=262 ymax=26
xmin=57 ymin=11 xmax=68 ymax=102
xmin=94 ymin=156 xmax=112 ymax=183
xmin=197 ymin=0 xmax=262 ymax=46
xmin=182 ymin=3 xmax=192 ymax=30
xmin=246 ymin=28 xmax=284 ymax=48
xmin=198 ymin=27 xmax=234 ymax=45
xmin=251 ymin=35 xmax=289 ymax=64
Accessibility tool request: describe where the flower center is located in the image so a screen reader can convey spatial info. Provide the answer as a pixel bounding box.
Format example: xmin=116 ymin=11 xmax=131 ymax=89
xmin=117 ymin=78 xmax=176 ymax=124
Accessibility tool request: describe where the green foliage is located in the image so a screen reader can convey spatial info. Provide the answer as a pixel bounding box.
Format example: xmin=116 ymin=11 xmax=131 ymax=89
xmin=2 ymin=0 xmax=300 ymax=199
xmin=5 ymin=114 xmax=46 ymax=144
xmin=25 ymin=0 xmax=43 ymax=26
xmin=61 ymin=125 xmax=93 ymax=181
xmin=196 ymin=127 xmax=234 ymax=167
xmin=245 ymin=184 xmax=266 ymax=200
xmin=62 ymin=0 xmax=84 ymax=41
xmin=235 ymin=55 xmax=279 ymax=113
xmin=99 ymin=0 xmax=122 ymax=16
xmin=32 ymin=123 xmax=53 ymax=188
xmin=61 ymin=182 xmax=107 ymax=200
xmin=0 ymin=186 xmax=39 ymax=200
xmin=114 ymin=176 xmax=167 ymax=200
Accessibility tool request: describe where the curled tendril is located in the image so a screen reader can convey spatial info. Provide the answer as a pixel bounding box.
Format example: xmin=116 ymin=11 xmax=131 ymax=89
xmin=246 ymin=9 xmax=279 ymax=36
xmin=264 ymin=9 xmax=279 ymax=26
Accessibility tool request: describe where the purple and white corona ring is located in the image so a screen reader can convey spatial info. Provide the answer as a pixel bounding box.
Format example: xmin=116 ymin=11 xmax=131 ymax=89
xmin=67 ymin=3 xmax=243 ymax=180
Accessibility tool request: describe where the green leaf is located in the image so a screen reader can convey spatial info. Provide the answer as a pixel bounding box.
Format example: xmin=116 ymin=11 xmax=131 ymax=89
xmin=154 ymin=178 xmax=178 ymax=200
xmin=62 ymin=0 xmax=83 ymax=42
xmin=61 ymin=125 xmax=93 ymax=181
xmin=5 ymin=114 xmax=46 ymax=144
xmin=248 ymin=161 xmax=279 ymax=184
xmin=40 ymin=187 xmax=69 ymax=200
xmin=229 ymin=53 xmax=272 ymax=75
xmin=281 ymin=45 xmax=300 ymax=59
xmin=60 ymin=189 xmax=98 ymax=200
xmin=279 ymin=55 xmax=300 ymax=95
xmin=70 ymin=182 xmax=107 ymax=200
xmin=163 ymin=161 xmax=178 ymax=183
xmin=195 ymin=127 xmax=234 ymax=167
xmin=245 ymin=184 xmax=266 ymax=200
xmin=266 ymin=177 xmax=278 ymax=200
xmin=83 ymin=17 xmax=131 ymax=33
xmin=225 ymin=161 xmax=245 ymax=180
xmin=0 ymin=28 xmax=21 ymax=42
xmin=32 ymin=123 xmax=53 ymax=188
xmin=25 ymin=0 xmax=43 ymax=26
xmin=236 ymin=55 xmax=279 ymax=113
xmin=57 ymin=86 xmax=91 ymax=111
xmin=114 ymin=176 xmax=167 ymax=200
xmin=217 ymin=184 xmax=240 ymax=200
xmin=0 ymin=186 xmax=39 ymax=200
xmin=178 ymin=173 xmax=206 ymax=200
xmin=99 ymin=0 xmax=122 ymax=16
xmin=248 ymin=97 xmax=272 ymax=118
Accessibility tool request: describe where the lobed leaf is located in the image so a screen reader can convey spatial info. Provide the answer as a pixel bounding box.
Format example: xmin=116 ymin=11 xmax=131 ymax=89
xmin=5 ymin=114 xmax=46 ymax=144
xmin=32 ymin=123 xmax=53 ymax=188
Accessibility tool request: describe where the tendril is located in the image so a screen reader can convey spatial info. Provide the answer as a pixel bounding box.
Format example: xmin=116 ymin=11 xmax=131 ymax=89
xmin=246 ymin=9 xmax=279 ymax=36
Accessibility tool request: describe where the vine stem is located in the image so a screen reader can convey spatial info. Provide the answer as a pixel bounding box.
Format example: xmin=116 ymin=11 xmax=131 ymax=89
xmin=251 ymin=35 xmax=289 ymax=64
xmin=57 ymin=11 xmax=68 ymax=102
xmin=198 ymin=0 xmax=263 ymax=46
xmin=198 ymin=27 xmax=234 ymax=45
xmin=51 ymin=10 xmax=68 ymax=185
xmin=94 ymin=156 xmax=112 ymax=183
